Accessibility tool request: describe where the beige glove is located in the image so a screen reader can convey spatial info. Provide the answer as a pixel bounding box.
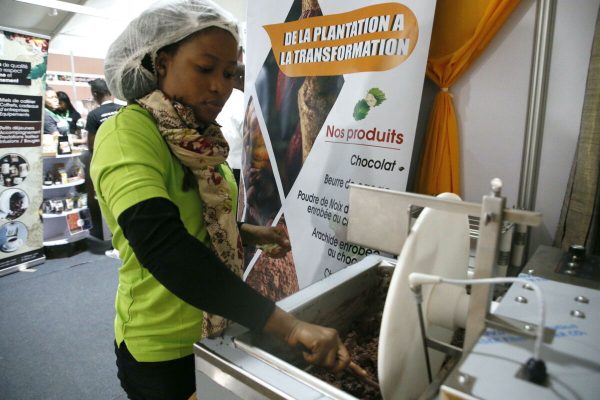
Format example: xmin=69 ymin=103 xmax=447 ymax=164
xmin=263 ymin=307 xmax=350 ymax=372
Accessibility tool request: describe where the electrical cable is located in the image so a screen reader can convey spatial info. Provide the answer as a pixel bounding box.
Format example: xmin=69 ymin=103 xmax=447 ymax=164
xmin=408 ymin=273 xmax=545 ymax=361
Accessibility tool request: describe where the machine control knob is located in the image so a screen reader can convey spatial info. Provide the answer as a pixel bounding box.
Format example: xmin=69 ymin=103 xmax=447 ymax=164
xmin=524 ymin=358 xmax=547 ymax=385
xmin=565 ymin=244 xmax=586 ymax=273
xmin=568 ymin=244 xmax=586 ymax=262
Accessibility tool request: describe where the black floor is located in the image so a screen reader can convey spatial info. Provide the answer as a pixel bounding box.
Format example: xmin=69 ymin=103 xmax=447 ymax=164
xmin=0 ymin=239 xmax=128 ymax=400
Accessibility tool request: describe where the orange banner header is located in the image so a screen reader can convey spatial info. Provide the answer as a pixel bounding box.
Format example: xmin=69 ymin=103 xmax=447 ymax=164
xmin=263 ymin=3 xmax=418 ymax=77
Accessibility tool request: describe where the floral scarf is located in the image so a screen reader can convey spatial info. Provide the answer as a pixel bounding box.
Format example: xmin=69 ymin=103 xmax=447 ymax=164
xmin=137 ymin=89 xmax=244 ymax=338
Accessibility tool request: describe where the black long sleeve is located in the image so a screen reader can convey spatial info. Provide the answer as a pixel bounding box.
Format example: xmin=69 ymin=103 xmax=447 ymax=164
xmin=117 ymin=197 xmax=275 ymax=331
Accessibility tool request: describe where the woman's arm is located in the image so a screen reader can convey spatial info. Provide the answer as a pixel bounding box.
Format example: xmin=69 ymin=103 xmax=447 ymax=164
xmin=118 ymin=196 xmax=276 ymax=331
xmin=120 ymin=198 xmax=349 ymax=371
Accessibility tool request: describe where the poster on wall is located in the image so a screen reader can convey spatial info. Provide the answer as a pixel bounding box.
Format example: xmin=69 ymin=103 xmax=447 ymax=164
xmin=239 ymin=0 xmax=437 ymax=299
xmin=0 ymin=27 xmax=48 ymax=275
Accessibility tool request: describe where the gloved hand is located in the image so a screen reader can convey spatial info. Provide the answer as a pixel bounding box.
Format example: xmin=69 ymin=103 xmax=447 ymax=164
xmin=263 ymin=307 xmax=350 ymax=372
xmin=239 ymin=223 xmax=291 ymax=258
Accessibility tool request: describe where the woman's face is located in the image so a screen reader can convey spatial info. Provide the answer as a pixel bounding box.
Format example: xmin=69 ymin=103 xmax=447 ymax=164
xmin=156 ymin=27 xmax=238 ymax=124
xmin=45 ymin=90 xmax=59 ymax=110
xmin=58 ymin=100 xmax=67 ymax=111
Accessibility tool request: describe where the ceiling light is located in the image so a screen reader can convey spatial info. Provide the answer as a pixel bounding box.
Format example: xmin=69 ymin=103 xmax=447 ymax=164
xmin=15 ymin=0 xmax=112 ymax=19
xmin=48 ymin=8 xmax=58 ymax=17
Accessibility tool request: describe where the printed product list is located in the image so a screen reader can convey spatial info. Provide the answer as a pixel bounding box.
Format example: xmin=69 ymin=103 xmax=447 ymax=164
xmin=242 ymin=0 xmax=437 ymax=289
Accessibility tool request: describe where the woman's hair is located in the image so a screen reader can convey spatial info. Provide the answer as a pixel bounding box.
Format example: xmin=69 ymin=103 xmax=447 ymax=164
xmin=105 ymin=0 xmax=239 ymax=101
xmin=56 ymin=91 xmax=76 ymax=113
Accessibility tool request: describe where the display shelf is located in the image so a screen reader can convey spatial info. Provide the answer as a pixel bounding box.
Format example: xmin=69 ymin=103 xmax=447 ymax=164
xmin=42 ymin=178 xmax=85 ymax=189
xmin=42 ymin=206 xmax=88 ymax=219
xmin=43 ymin=229 xmax=90 ymax=246
xmin=42 ymin=152 xmax=82 ymax=159
xmin=42 ymin=152 xmax=91 ymax=247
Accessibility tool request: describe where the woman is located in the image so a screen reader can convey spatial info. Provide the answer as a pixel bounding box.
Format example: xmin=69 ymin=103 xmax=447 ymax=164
xmin=92 ymin=1 xmax=351 ymax=399
xmin=56 ymin=91 xmax=82 ymax=134
xmin=43 ymin=87 xmax=69 ymax=137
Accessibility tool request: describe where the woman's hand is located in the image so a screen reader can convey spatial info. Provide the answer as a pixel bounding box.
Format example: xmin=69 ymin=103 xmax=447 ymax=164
xmin=263 ymin=307 xmax=350 ymax=372
xmin=239 ymin=223 xmax=291 ymax=258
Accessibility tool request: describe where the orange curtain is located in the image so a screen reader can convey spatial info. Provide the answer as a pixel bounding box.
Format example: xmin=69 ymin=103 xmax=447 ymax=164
xmin=416 ymin=0 xmax=522 ymax=196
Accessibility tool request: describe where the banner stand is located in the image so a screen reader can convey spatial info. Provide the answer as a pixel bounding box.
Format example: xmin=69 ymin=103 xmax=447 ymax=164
xmin=0 ymin=26 xmax=49 ymax=277
xmin=240 ymin=1 xmax=437 ymax=297
xmin=0 ymin=256 xmax=44 ymax=277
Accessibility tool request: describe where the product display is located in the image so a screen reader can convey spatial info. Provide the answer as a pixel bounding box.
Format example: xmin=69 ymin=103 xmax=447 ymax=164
xmin=0 ymin=154 xmax=30 ymax=187
xmin=77 ymin=192 xmax=87 ymax=208
xmin=43 ymin=173 xmax=53 ymax=186
xmin=57 ymin=138 xmax=72 ymax=155
xmin=41 ymin=161 xmax=85 ymax=188
xmin=66 ymin=212 xmax=83 ymax=233
xmin=41 ymin=132 xmax=86 ymax=157
xmin=41 ymin=192 xmax=87 ymax=215
xmin=0 ymin=188 xmax=29 ymax=220
xmin=56 ymin=167 xmax=68 ymax=184
xmin=41 ymin=134 xmax=56 ymax=155
xmin=41 ymin=152 xmax=91 ymax=245
xmin=0 ymin=221 xmax=28 ymax=253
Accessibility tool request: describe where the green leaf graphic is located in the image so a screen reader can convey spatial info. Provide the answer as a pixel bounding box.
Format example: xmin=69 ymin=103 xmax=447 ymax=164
xmin=353 ymin=99 xmax=370 ymax=121
xmin=368 ymin=87 xmax=386 ymax=106
xmin=28 ymin=55 xmax=47 ymax=80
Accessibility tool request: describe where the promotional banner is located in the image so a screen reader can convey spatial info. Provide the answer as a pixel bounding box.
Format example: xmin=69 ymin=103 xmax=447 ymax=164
xmin=0 ymin=27 xmax=48 ymax=275
xmin=239 ymin=0 xmax=436 ymax=298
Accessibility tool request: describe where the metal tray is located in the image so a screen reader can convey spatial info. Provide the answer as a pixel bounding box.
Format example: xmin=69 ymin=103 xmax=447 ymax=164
xmin=194 ymin=255 xmax=394 ymax=400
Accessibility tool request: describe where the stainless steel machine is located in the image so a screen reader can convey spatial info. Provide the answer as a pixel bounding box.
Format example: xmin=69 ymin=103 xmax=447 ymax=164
xmin=194 ymin=255 xmax=394 ymax=400
xmin=194 ymin=180 xmax=600 ymax=399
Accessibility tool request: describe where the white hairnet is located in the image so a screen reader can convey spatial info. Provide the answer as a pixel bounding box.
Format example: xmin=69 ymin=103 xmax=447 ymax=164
xmin=105 ymin=0 xmax=239 ymax=101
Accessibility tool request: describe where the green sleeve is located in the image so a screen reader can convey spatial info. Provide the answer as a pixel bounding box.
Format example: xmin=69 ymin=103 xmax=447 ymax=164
xmin=91 ymin=123 xmax=171 ymax=220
